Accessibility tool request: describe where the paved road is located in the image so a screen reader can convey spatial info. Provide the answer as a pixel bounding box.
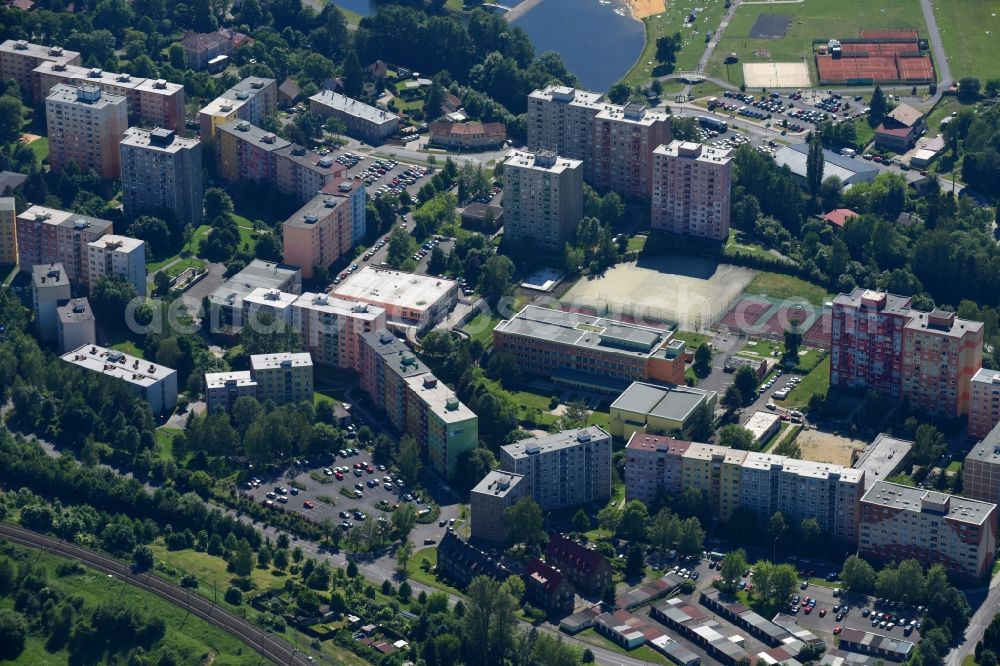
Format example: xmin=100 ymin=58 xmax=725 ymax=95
xmin=946 ymin=573 xmax=1000 ymax=666
xmin=919 ymin=0 xmax=953 ymax=104
xmin=0 ymin=523 xmax=310 ymax=666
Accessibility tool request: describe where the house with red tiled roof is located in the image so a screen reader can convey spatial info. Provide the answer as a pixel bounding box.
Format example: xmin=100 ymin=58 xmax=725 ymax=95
xmin=544 ymin=533 xmax=612 ymax=594
xmin=524 ymin=559 xmax=575 ymax=616
xmin=428 ymin=121 xmax=506 ymax=150
xmin=875 ymin=103 xmax=926 ymax=152
xmin=822 ymin=208 xmax=859 ymax=228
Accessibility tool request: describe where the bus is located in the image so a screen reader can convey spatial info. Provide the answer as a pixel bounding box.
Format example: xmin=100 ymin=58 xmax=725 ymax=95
xmin=698 ymin=115 xmax=728 ymax=133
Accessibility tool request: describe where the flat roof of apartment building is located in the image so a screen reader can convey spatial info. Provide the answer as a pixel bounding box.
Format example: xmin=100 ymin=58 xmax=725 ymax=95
xmin=204 ymin=370 xmax=256 ymax=390
xmin=495 ymin=305 xmax=673 ymax=358
xmin=284 ymin=194 xmax=349 ymax=229
xmin=293 ymin=292 xmax=384 ymax=321
xmin=966 ymin=424 xmax=1000 ymax=466
xmin=832 ymin=288 xmax=912 ymax=315
xmin=503 ymin=426 xmax=610 ymax=460
xmin=331 ymin=266 xmax=456 ymax=312
xmin=742 ymin=451 xmax=863 ymax=483
xmin=47 ymin=82 xmax=125 ymax=108
xmin=471 ymin=470 xmax=524 ymax=498
xmin=611 ymin=381 xmax=714 ymax=422
xmin=216 ymin=120 xmax=291 ymax=151
xmin=903 ymin=307 xmax=983 ymax=338
xmin=274 ymin=145 xmax=342 ymax=176
xmin=0 ymin=39 xmax=79 ymax=61
xmin=972 ymin=368 xmax=1000 ymax=386
xmin=854 ymin=433 xmax=913 ymax=490
xmin=133 ymin=77 xmax=184 ymax=95
xmin=121 ymin=127 xmax=199 ymax=153
xmin=61 ymin=344 xmax=174 ymax=388
xmin=19 ymin=205 xmax=112 ymax=234
xmin=655 ymin=140 xmax=732 ymax=164
xmin=683 ymin=442 xmax=744 ymax=465
xmin=31 ymin=262 xmax=68 ymax=288
xmin=404 ymin=374 xmax=475 ymax=424
xmin=625 ymin=433 xmax=692 ymax=456
xmin=594 ymin=102 xmax=668 ymax=126
xmin=309 ymin=90 xmax=398 ymax=125
xmin=56 ymin=297 xmax=93 ymax=324
xmin=529 ymin=85 xmax=603 ymax=108
xmin=862 ymin=480 xmax=996 ymax=525
xmin=88 ymin=234 xmax=144 ymax=253
xmin=244 ymin=287 xmax=298 ymax=311
xmin=249 ymin=352 xmax=313 ymax=371
xmin=209 ymin=260 xmax=300 ymax=308
xmin=360 ymin=330 xmax=429 ymax=380
xmin=502 ymin=149 xmax=581 ymax=174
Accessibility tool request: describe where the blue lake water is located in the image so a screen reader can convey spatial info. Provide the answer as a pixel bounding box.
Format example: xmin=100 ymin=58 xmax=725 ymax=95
xmin=511 ymin=0 xmax=645 ymax=92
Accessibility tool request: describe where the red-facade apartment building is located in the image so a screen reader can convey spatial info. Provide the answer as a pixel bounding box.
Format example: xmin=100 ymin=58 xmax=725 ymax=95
xmin=591 ymin=103 xmax=671 ymax=199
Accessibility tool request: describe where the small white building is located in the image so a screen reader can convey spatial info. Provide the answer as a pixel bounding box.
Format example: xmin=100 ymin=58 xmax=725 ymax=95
xmin=87 ymin=235 xmax=147 ymax=297
xmin=743 ymin=410 xmax=781 ymax=445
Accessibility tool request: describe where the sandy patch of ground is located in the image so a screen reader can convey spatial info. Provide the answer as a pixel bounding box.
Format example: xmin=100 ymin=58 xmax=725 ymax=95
xmin=795 ymin=429 xmax=866 ymax=466
xmin=20 ymin=133 xmax=41 ymax=144
xmin=562 ymin=255 xmax=756 ymax=330
xmin=742 ymin=61 xmax=811 ymax=88
xmin=627 ymin=0 xmax=665 ymax=19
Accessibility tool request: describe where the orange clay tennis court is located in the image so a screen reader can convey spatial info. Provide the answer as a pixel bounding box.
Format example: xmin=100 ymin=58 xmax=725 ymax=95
xmin=816 ymin=30 xmax=934 ymax=84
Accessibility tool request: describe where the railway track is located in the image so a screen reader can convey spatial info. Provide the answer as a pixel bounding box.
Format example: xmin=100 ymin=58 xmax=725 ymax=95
xmin=0 ymin=523 xmax=315 ymax=666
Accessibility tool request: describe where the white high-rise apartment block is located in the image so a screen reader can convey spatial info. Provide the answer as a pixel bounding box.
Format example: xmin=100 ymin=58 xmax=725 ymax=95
xmin=87 ymin=235 xmax=147 ymax=296
xmin=501 ymin=149 xmax=583 ymax=251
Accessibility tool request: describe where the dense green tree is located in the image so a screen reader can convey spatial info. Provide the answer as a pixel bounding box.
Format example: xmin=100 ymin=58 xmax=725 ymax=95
xmin=718 ymin=424 xmax=755 ymax=450
xmin=840 ymin=554 xmax=876 ymax=594
xmin=504 ymin=497 xmax=545 ymax=550
xmin=397 ymin=435 xmax=422 ymax=486
xmin=869 ymin=86 xmax=888 ymax=125
xmin=719 ymin=549 xmax=748 ymax=592
xmin=625 ymin=543 xmax=645 ymax=580
xmin=618 ymin=500 xmax=649 ymax=541
xmin=0 ymin=610 xmax=27 ymax=661
xmin=654 ymin=31 xmax=682 ymax=69
xmin=684 ymin=402 xmax=715 ymax=441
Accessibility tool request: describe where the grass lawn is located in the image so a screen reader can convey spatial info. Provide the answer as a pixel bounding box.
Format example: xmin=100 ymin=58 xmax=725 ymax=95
xmin=405 ymin=547 xmax=465 ymax=597
xmin=947 ymin=460 xmax=962 ymax=473
xmin=3 ymin=546 xmax=258 ymax=666
xmin=154 ymin=428 xmax=184 ymax=461
xmin=151 ymin=542 xmax=277 ymax=593
xmin=964 ymin=657 xmax=979 ymax=666
xmin=164 ymin=257 xmax=207 ymax=278
xmin=575 ymin=628 xmax=672 ymax=666
xmin=627 ymin=235 xmax=648 ymax=253
xmin=784 ymin=355 xmax=831 ymax=408
xmin=725 ymin=232 xmax=782 ymax=262
xmin=746 ymin=272 xmax=834 ymax=307
xmin=147 ymin=224 xmax=212 ymax=273
xmin=932 ymin=1 xmax=1000 ymax=82
xmin=672 ymin=329 xmax=710 ymax=348
xmin=622 ymin=0 xmax=731 ymax=87
xmin=27 ymin=135 xmax=48 ymax=162
xmin=460 ymin=309 xmax=502 ymax=347
xmin=706 ymin=0 xmax=929 ymax=86
xmin=111 ymin=340 xmax=145 ymax=358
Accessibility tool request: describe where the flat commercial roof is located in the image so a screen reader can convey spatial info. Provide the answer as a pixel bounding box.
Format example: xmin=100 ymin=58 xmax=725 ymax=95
xmin=331 ymin=266 xmax=456 ymax=313
xmin=244 ymin=287 xmax=298 ymax=311
xmin=61 ymin=344 xmax=175 ymax=389
xmin=611 ymin=381 xmax=714 ymax=422
xmin=861 ymin=480 xmax=996 ymax=525
xmin=503 ymin=426 xmax=610 ymax=460
xmin=502 ymin=149 xmax=582 ymax=174
xmin=853 ymin=433 xmax=913 ymax=490
xmin=495 ymin=305 xmax=672 ymax=358
xmin=774 ymin=143 xmax=879 ymax=186
xmin=967 ymin=422 xmax=1000 ymax=465
xmin=743 ymin=410 xmax=780 ymax=442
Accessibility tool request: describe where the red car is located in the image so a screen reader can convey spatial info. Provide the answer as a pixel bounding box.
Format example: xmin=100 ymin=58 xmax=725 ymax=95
xmin=367 ymin=465 xmax=374 ymax=474
xmin=303 ymin=500 xmax=314 ymax=509
xmin=335 ymin=471 xmax=344 ymax=480
xmin=804 ymin=606 xmax=813 ymax=614
xmin=833 ymin=626 xmax=843 ymax=635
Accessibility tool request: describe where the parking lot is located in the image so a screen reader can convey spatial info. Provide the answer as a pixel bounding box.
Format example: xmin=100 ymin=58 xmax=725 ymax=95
xmin=241 ymin=451 xmax=460 ymax=550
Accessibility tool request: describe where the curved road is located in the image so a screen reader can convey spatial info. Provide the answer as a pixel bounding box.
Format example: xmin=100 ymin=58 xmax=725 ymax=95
xmin=0 ymin=524 xmax=311 ymax=666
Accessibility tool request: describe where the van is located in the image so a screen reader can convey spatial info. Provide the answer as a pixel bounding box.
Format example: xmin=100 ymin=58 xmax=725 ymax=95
xmin=840 ymin=148 xmax=856 ymax=158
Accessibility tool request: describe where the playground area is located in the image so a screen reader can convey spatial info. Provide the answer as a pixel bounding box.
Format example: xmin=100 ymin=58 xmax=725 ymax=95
xmin=716 ymin=294 xmax=831 ymax=348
